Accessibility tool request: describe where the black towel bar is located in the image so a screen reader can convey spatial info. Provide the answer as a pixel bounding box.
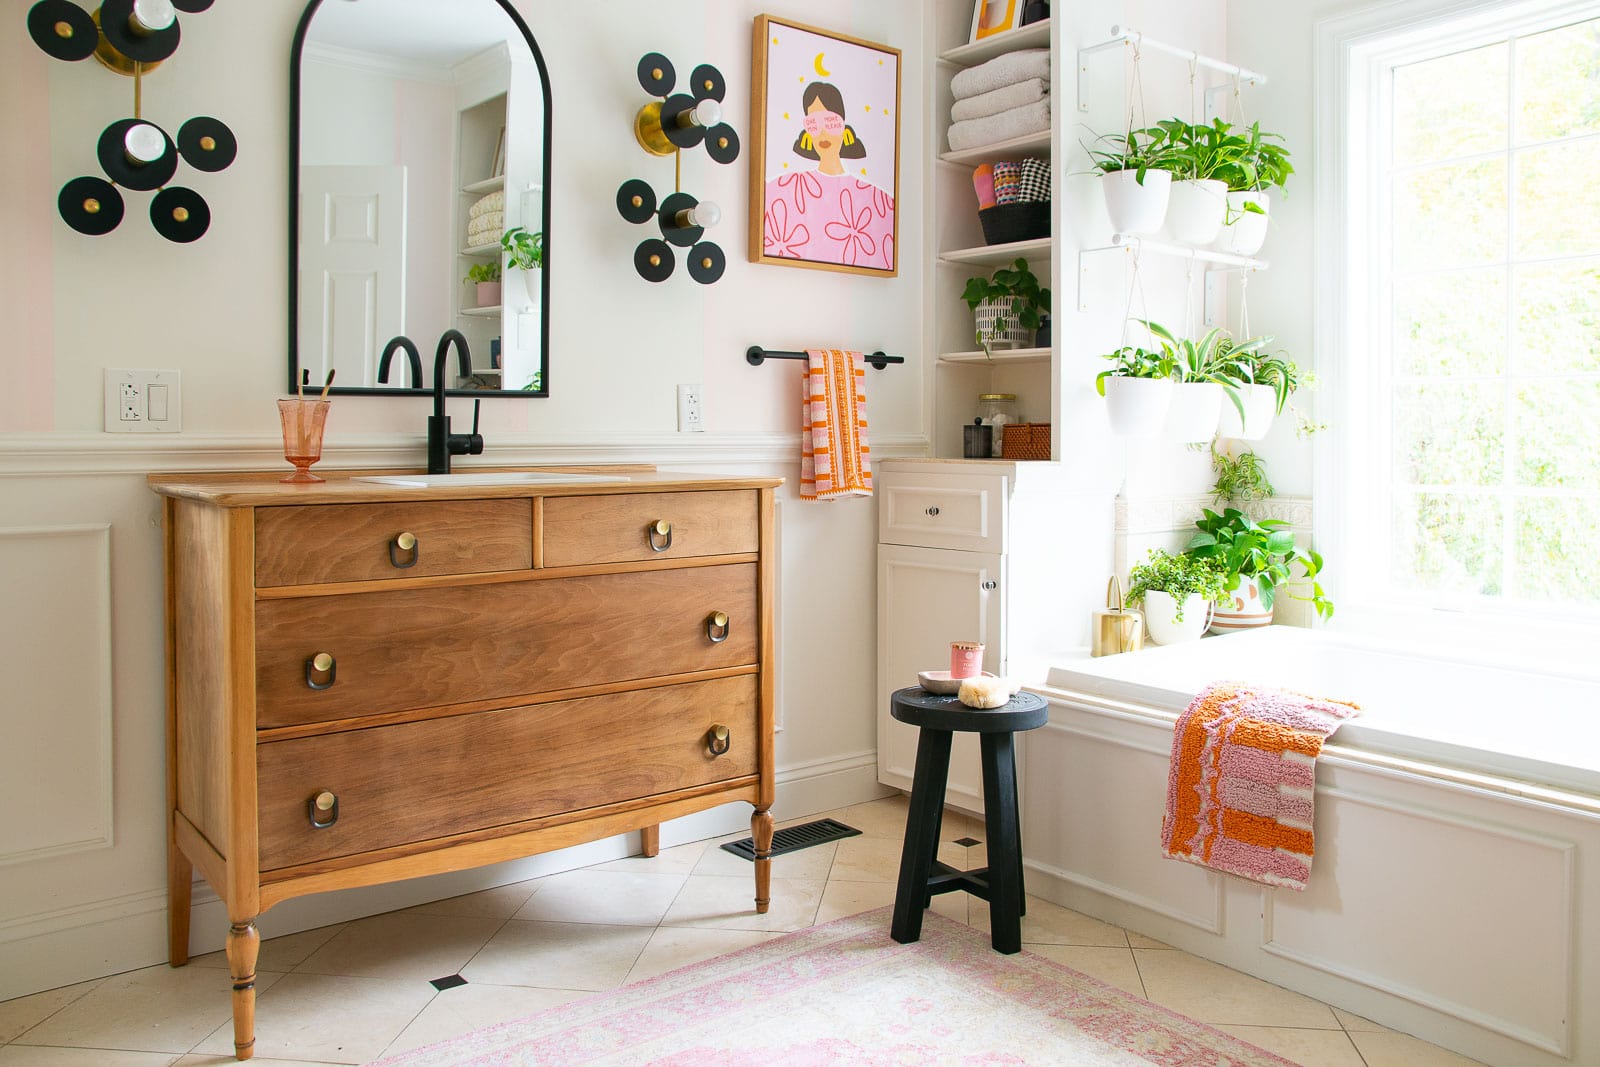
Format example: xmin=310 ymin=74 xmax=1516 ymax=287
xmin=746 ymin=346 xmax=903 ymax=370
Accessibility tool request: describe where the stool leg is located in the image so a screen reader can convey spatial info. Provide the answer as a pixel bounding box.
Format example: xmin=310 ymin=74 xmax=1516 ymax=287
xmin=891 ymin=728 xmax=953 ymax=945
xmin=980 ymin=732 xmax=1023 ymax=954
xmin=1010 ymin=750 xmax=1025 ymax=917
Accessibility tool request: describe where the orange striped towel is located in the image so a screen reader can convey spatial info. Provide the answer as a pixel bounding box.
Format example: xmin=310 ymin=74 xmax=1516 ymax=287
xmin=799 ymin=349 xmax=872 ymax=500
xmin=1162 ymin=681 xmax=1360 ymax=891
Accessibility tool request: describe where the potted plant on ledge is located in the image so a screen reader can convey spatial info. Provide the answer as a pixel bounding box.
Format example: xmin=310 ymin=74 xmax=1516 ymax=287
xmin=1125 ymin=550 xmax=1229 ymax=645
xmin=961 ymin=257 xmax=1051 ymax=355
xmin=1184 ymin=506 xmax=1333 ymax=633
xmin=465 ymin=261 xmax=502 ymax=308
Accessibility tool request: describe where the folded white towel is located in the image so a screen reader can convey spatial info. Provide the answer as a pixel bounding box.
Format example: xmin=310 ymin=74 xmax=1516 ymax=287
xmin=466 ymin=213 xmax=503 ymax=243
xmin=952 ymin=78 xmax=1048 ymax=123
xmin=947 ymin=99 xmax=1050 ymax=153
xmin=467 ymin=210 xmax=503 ymax=232
xmin=951 ymin=48 xmax=1050 ymax=100
xmin=468 ymin=191 xmax=504 ymax=219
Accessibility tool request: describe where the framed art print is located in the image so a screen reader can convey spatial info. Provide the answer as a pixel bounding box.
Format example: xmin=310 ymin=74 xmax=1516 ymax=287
xmin=748 ymin=14 xmax=900 ymax=277
xmin=970 ymin=0 xmax=1025 ymax=42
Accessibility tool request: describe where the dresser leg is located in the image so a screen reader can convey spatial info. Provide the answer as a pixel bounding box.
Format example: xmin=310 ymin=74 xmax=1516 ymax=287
xmin=751 ymin=808 xmax=775 ymax=914
xmin=167 ymin=828 xmax=192 ymax=966
xmin=640 ymin=824 xmax=660 ymax=858
xmin=226 ymin=920 xmax=260 ymax=1061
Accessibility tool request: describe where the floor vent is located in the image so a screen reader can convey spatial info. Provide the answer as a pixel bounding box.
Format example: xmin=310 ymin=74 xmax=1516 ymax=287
xmin=720 ymin=818 xmax=861 ymax=861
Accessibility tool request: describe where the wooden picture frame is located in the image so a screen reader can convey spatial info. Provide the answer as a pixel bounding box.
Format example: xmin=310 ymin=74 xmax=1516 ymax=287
xmin=969 ymin=0 xmax=1026 ymax=42
xmin=748 ymin=14 xmax=900 ymax=277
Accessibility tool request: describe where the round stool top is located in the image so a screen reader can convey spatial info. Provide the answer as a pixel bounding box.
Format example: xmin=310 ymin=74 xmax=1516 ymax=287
xmin=890 ymin=686 xmax=1048 ymax=733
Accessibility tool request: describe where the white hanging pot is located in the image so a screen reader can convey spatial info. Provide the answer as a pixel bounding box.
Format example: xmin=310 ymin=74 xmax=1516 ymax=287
xmin=1103 ymin=375 xmax=1173 ymax=436
xmin=974 ymin=297 xmax=1034 ymax=350
xmin=520 ymin=266 xmax=540 ymax=306
xmin=1163 ymin=382 xmax=1224 ymax=442
xmin=1209 ymin=572 xmax=1275 ymax=634
xmin=1101 ymin=169 xmax=1172 ymax=235
xmin=1216 ymin=383 xmax=1277 ymax=440
xmin=1142 ymin=591 xmax=1212 ymax=645
xmin=1215 ymin=191 xmax=1270 ymax=255
xmin=1163 ymin=179 xmax=1227 ymax=246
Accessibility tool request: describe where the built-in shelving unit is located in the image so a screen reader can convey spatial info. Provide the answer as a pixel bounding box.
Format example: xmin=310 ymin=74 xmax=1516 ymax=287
xmin=939 ymin=18 xmax=1051 ymax=65
xmin=939 ymin=130 xmax=1051 ymax=166
xmin=938 ymin=347 xmax=1051 ymax=365
xmin=939 ymin=236 xmax=1052 ymax=267
xmin=459 ymin=305 xmax=501 ymax=317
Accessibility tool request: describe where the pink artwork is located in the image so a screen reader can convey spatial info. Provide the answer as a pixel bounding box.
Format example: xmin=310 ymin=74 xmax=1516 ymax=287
xmin=749 ymin=16 xmax=900 ymax=277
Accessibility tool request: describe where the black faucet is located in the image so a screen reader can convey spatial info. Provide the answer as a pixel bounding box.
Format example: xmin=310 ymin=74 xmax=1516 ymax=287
xmin=377 ymin=335 xmax=423 ymax=389
xmin=428 ymin=330 xmax=484 ymax=474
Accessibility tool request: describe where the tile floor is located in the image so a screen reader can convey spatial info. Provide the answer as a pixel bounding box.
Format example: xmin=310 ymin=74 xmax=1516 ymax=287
xmin=0 ymin=796 xmax=1483 ymax=1067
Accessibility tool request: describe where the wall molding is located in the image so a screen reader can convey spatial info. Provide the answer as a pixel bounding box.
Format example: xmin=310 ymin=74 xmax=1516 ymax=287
xmin=1025 ymin=856 xmax=1224 ymax=935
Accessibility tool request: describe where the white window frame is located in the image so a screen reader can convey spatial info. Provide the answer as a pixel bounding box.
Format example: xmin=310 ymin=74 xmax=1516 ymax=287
xmin=1314 ymin=0 xmax=1600 ymax=642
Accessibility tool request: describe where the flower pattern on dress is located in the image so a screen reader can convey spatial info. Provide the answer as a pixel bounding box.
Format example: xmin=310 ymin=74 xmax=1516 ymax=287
xmin=762 ymin=172 xmax=895 ymax=271
xmin=763 ymin=197 xmax=810 ymax=258
xmin=776 ymin=170 xmax=824 ymax=214
xmin=823 ymin=185 xmax=877 ymax=266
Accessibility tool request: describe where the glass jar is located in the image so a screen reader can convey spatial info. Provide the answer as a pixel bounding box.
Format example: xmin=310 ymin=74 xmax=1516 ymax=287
xmin=977 ymin=394 xmax=1018 ymax=457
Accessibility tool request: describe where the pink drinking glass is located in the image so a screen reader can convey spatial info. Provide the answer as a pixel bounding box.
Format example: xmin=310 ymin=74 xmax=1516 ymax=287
xmin=277 ymin=398 xmax=331 ymax=483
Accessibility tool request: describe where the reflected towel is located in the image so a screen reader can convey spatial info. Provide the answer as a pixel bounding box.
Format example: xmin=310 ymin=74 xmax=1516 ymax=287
xmin=1161 ymin=681 xmax=1360 ymax=891
xmin=947 ymin=99 xmax=1051 ymax=153
xmin=951 ymin=77 xmax=1049 ymax=122
xmin=800 ymin=349 xmax=872 ymax=500
xmin=950 ymin=48 xmax=1051 ymax=99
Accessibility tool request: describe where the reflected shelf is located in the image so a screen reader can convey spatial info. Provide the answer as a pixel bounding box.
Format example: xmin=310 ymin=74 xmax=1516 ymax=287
xmin=939 ymin=20 xmax=1051 ymax=67
xmin=459 ymin=305 xmax=501 ymax=317
xmin=939 ymin=347 xmax=1050 ymax=365
xmin=461 ymin=175 xmax=505 ymax=195
xmin=940 ymin=130 xmax=1050 ymax=166
xmin=460 ymin=242 xmax=499 ymax=256
xmin=939 ymin=236 xmax=1052 ymax=266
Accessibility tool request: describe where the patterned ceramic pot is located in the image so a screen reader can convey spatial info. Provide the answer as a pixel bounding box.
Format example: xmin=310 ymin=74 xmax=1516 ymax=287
xmin=1209 ymin=573 xmax=1274 ymax=634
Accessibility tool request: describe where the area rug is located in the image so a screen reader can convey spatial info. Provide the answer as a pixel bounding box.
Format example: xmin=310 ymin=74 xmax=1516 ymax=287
xmin=373 ymin=907 xmax=1296 ymax=1066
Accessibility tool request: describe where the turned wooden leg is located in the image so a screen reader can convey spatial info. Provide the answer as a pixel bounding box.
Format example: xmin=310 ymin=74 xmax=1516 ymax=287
xmin=751 ymin=808 xmax=775 ymax=914
xmin=226 ymin=920 xmax=260 ymax=1061
xmin=167 ymin=828 xmax=192 ymax=967
xmin=640 ymin=824 xmax=660 ymax=858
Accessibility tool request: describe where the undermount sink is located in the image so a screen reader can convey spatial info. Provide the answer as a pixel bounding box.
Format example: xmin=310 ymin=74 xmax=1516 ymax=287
xmin=354 ymin=472 xmax=631 ymax=488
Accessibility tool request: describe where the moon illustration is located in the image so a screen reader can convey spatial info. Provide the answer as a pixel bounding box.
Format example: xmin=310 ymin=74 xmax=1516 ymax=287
xmin=813 ymin=52 xmax=831 ymax=77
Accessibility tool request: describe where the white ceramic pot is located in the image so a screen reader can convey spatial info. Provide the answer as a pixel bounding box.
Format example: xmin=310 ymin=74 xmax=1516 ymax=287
xmin=1216 ymin=383 xmax=1277 ymax=440
xmin=1209 ymin=573 xmax=1275 ymax=634
xmin=974 ymin=297 xmax=1033 ymax=350
xmin=1143 ymin=590 xmax=1212 ymax=645
xmin=520 ymin=267 xmax=540 ymax=306
xmin=1101 ymin=168 xmax=1172 ymax=235
xmin=1103 ymin=375 xmax=1173 ymax=436
xmin=1163 ymin=178 xmax=1227 ymax=245
xmin=1215 ymin=191 xmax=1270 ymax=255
xmin=475 ymin=281 xmax=502 ymax=308
xmin=1163 ymin=382 xmax=1224 ymax=442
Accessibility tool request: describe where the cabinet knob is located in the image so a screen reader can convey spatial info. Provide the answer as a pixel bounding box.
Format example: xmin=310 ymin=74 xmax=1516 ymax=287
xmin=389 ymin=531 xmax=419 ymax=569
xmin=646 ymin=519 xmax=674 ymax=553
xmin=304 ymin=652 xmax=337 ymax=690
xmin=309 ymin=790 xmax=339 ymax=829
xmin=705 ymin=610 xmax=730 ymax=643
xmin=982 ymin=580 xmax=998 ymax=591
xmin=706 ymin=724 xmax=731 ymax=756
xmin=925 ymin=506 xmax=940 ymax=517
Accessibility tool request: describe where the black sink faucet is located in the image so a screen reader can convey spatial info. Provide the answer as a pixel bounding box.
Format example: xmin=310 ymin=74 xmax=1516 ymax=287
xmin=377 ymin=335 xmax=423 ymax=389
xmin=428 ymin=329 xmax=484 ymax=474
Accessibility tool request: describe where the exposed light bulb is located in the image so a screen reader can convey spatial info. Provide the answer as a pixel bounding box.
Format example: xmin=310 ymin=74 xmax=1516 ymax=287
xmin=124 ymin=123 xmax=167 ymax=165
xmin=129 ymin=0 xmax=176 ymax=34
xmin=674 ymin=201 xmax=721 ymax=230
xmin=677 ymin=98 xmax=722 ymax=129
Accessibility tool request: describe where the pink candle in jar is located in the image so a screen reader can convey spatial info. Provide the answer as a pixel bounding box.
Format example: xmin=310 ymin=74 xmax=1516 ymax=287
xmin=950 ymin=641 xmax=984 ymax=679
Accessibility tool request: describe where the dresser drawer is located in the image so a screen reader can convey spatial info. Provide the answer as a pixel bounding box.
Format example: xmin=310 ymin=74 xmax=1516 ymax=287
xmin=255 ymin=563 xmax=757 ymax=727
xmin=543 ymin=491 xmax=758 ymax=566
xmin=256 ymin=674 xmax=758 ymax=870
xmin=255 ymin=500 xmax=532 ymax=587
xmin=878 ymin=471 xmax=1007 ymax=553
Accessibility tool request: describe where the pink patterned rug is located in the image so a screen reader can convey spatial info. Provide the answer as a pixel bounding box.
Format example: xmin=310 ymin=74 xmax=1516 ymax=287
xmin=373 ymin=907 xmax=1296 ymax=1066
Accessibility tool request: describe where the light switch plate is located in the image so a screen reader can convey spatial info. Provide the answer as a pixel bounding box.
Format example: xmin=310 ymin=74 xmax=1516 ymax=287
xmin=104 ymin=369 xmax=182 ymax=433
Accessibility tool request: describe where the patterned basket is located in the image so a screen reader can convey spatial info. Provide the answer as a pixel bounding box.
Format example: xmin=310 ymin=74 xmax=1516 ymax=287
xmin=1001 ymin=423 xmax=1052 ymax=460
xmin=973 ymin=298 xmax=1035 ymax=349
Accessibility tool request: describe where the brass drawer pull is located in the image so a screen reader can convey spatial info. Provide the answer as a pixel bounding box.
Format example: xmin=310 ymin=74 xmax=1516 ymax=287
xmin=706 ymin=723 xmax=731 ymax=756
xmin=309 ymin=790 xmax=339 ymax=829
xmin=706 ymin=610 xmax=730 ymax=643
xmin=388 ymin=531 xmax=419 ymax=569
xmin=647 ymin=519 xmax=674 ymax=552
xmin=304 ymin=652 xmax=337 ymax=690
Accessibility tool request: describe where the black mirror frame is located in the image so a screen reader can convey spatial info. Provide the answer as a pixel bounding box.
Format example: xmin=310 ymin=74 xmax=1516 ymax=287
xmin=287 ymin=0 xmax=552 ymax=398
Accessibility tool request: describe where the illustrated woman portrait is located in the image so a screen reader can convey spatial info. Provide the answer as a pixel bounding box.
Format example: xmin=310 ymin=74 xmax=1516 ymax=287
xmin=763 ymin=81 xmax=895 ymax=270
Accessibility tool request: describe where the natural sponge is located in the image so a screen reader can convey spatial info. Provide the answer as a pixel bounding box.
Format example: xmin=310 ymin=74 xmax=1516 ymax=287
xmin=958 ymin=675 xmax=1010 ymax=709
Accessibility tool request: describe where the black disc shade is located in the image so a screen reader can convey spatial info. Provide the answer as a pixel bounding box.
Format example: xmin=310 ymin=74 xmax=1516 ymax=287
xmin=690 ymin=64 xmax=726 ymax=103
xmin=151 ymin=186 xmax=210 ymax=242
xmin=660 ymin=95 xmax=708 ymax=149
xmin=99 ymin=0 xmax=181 ymax=64
xmin=616 ymin=179 xmax=656 ymax=224
xmin=97 ymin=119 xmax=177 ymax=190
xmin=58 ymin=177 xmax=124 ymax=235
xmin=177 ymin=116 xmax=236 ymax=172
xmin=28 ymin=0 xmax=98 ymax=61
xmin=171 ymin=0 xmax=214 ymax=10
xmin=634 ymin=239 xmax=674 ymax=282
xmin=705 ymin=123 xmax=741 ymax=165
xmin=687 ymin=241 xmax=726 ymax=285
xmin=637 ymin=52 xmax=674 ymax=97
xmin=658 ymin=192 xmax=703 ymax=247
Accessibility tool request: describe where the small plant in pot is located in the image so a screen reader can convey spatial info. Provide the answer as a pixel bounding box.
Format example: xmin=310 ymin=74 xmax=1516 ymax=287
xmin=464 ymin=261 xmax=502 ymax=308
xmin=1087 ymin=127 xmax=1176 ymax=235
xmin=1096 ymin=342 xmax=1175 ymax=435
xmin=961 ymin=257 xmax=1050 ymax=355
xmin=1125 ymin=549 xmax=1229 ymax=645
xmin=1184 ymin=506 xmax=1333 ymax=633
xmin=1137 ymin=320 xmax=1264 ymax=443
xmin=501 ymin=226 xmax=543 ymax=304
xmin=1213 ymin=337 xmax=1302 ymax=440
xmin=1211 ymin=122 xmax=1293 ymax=256
xmin=1150 ymin=118 xmax=1255 ymax=246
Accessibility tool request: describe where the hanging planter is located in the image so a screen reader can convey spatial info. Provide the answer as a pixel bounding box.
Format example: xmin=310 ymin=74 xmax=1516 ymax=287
xmin=1164 ymin=381 xmax=1224 ymax=442
xmin=1216 ymin=382 xmax=1276 ymax=439
xmin=501 ymin=227 xmax=543 ymax=306
xmin=1101 ymin=169 xmax=1172 ymax=235
xmin=1215 ymin=191 xmax=1270 ymax=255
xmin=1102 ymin=374 xmax=1174 ymax=435
xmin=1164 ymin=178 xmax=1227 ymax=245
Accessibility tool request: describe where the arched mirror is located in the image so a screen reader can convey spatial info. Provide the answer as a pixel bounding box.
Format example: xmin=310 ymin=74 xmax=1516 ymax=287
xmin=289 ymin=0 xmax=550 ymax=397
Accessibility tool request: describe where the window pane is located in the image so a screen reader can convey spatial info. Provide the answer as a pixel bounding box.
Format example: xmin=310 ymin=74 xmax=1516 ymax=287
xmin=1515 ymin=140 xmax=1600 ymax=259
xmin=1516 ymin=18 xmax=1600 ymax=143
xmin=1393 ymin=269 xmax=1506 ymax=376
xmin=1393 ymin=43 xmax=1508 ymax=166
xmin=1393 ymin=382 xmax=1504 ymax=485
xmin=1512 ymin=495 xmax=1600 ymax=601
xmin=1515 ymin=379 xmax=1600 ymax=488
xmin=1394 ymin=160 xmax=1506 ymax=273
xmin=1394 ymin=491 xmax=1503 ymax=595
xmin=1515 ymin=259 xmax=1600 ymax=373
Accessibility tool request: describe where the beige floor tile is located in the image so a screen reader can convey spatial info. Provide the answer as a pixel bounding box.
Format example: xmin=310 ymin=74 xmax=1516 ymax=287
xmin=462 ymin=920 xmax=653 ymax=991
xmin=1348 ymin=1030 xmax=1487 ymax=1066
xmin=0 ymin=1048 xmax=178 ymax=1065
xmin=175 ymin=1056 xmax=335 ymax=1066
xmin=294 ymin=912 xmax=504 ymax=983
xmin=659 ymin=874 xmax=824 ymax=932
xmin=1134 ymin=948 xmax=1340 ymax=1029
xmin=589 ymin=840 xmax=709 ymax=875
xmin=1026 ymin=945 xmax=1145 ymax=997
xmin=1125 ymin=931 xmax=1174 ymax=949
xmin=404 ymin=880 xmax=542 ymax=919
xmin=0 ymin=981 xmax=103 ymax=1044
xmin=813 ymin=879 xmax=896 ymax=925
xmin=190 ymin=925 xmax=345 ymax=973
xmin=511 ymin=869 xmax=686 ymax=927
xmin=1331 ymin=1005 xmax=1390 ymax=1032
xmin=1217 ymin=1025 xmax=1368 ymax=1066
xmin=969 ymin=895 xmax=1129 ymax=948
xmin=15 ymin=963 xmax=282 ymax=1055
xmin=828 ymin=835 xmax=906 ymax=882
xmin=624 ymin=927 xmax=777 ymax=984
xmin=929 ymin=891 xmax=967 ymax=925
xmin=190 ymin=973 xmax=433 ymax=1064
xmin=818 ymin=796 xmax=909 ymax=839
xmin=691 ymin=835 xmax=838 ymax=881
xmin=381 ymin=983 xmax=589 ymax=1057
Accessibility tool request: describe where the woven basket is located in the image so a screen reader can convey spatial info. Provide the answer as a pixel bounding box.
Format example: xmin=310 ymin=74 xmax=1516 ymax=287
xmin=973 ymin=298 xmax=1034 ymax=350
xmin=978 ymin=202 xmax=1050 ymax=245
xmin=1001 ymin=423 xmax=1051 ymax=460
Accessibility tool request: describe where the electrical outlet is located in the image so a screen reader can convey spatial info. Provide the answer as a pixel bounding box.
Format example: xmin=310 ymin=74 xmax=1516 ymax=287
xmin=677 ymin=383 xmax=704 ymax=432
xmin=104 ymin=369 xmax=182 ymax=433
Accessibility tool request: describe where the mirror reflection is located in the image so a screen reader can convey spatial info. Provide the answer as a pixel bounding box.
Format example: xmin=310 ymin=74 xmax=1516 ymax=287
xmin=291 ymin=0 xmax=549 ymax=396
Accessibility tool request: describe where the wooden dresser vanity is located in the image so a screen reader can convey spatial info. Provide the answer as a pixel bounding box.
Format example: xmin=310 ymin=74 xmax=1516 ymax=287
xmin=150 ymin=467 xmax=781 ymax=1060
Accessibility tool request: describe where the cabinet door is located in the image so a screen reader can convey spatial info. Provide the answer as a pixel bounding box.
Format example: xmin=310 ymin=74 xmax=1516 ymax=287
xmin=876 ymin=543 xmax=1004 ymax=813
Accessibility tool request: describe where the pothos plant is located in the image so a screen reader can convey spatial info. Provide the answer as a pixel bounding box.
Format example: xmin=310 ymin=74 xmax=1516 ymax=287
xmin=1212 ymin=121 xmax=1293 ymax=212
xmin=501 ymin=226 xmax=544 ymax=270
xmin=1125 ymin=550 xmax=1229 ymax=622
xmin=464 ymin=261 xmax=501 ymax=284
xmin=1185 ymin=507 xmax=1334 ymax=620
xmin=961 ymin=257 xmax=1051 ymax=352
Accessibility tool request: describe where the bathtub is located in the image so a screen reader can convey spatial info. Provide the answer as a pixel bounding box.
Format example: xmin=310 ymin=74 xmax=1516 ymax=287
xmin=1018 ymin=627 xmax=1600 ymax=1066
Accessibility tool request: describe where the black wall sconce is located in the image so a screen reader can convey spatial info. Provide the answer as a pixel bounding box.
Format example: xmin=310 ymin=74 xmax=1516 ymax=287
xmin=27 ymin=0 xmax=235 ymax=242
xmin=618 ymin=52 xmax=740 ymax=284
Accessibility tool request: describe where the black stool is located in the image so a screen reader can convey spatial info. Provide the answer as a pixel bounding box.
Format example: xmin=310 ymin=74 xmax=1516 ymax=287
xmin=889 ymin=686 xmax=1048 ymax=954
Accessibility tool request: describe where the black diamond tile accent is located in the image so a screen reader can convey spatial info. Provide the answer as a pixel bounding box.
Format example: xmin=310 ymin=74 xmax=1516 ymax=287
xmin=430 ymin=974 xmax=468 ymax=991
xmin=952 ymin=836 xmax=981 ymax=847
xmin=720 ymin=818 xmax=861 ymax=861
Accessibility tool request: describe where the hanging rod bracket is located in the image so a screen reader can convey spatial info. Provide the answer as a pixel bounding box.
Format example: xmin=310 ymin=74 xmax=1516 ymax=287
xmin=1078 ymin=26 xmax=1266 ymax=115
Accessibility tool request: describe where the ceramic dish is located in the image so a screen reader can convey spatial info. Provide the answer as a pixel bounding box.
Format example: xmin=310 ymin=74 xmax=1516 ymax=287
xmin=917 ymin=669 xmax=1005 ymax=695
